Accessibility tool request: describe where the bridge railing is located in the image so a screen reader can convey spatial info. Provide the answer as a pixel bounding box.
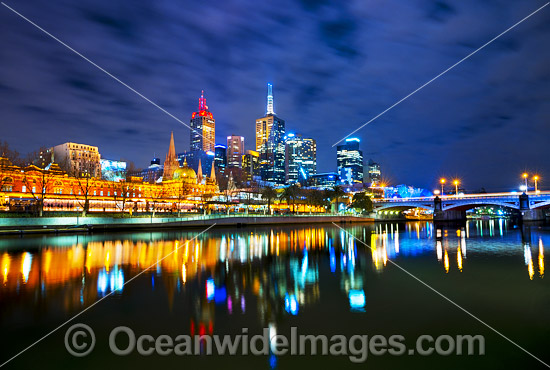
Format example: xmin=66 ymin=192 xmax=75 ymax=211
xmin=373 ymin=191 xmax=549 ymax=203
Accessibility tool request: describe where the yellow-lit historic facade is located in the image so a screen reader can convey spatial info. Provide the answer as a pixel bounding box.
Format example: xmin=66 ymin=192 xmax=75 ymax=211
xmin=0 ymin=155 xmax=218 ymax=214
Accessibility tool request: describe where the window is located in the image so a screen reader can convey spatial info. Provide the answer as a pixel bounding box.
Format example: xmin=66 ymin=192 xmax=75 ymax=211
xmin=32 ymin=186 xmax=36 ymax=193
xmin=22 ymin=185 xmax=26 ymax=193
xmin=93 ymin=190 xmax=96 ymax=196
xmin=100 ymin=191 xmax=103 ymax=196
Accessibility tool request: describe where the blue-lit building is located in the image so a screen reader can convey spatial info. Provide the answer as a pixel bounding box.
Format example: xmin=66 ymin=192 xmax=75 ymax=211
xmin=308 ymin=172 xmax=339 ymax=189
xmin=284 ymin=133 xmax=316 ymax=184
xmin=137 ymin=157 xmax=163 ymax=183
xmin=214 ymin=144 xmax=227 ymax=174
xmin=336 ymin=138 xmax=364 ymax=185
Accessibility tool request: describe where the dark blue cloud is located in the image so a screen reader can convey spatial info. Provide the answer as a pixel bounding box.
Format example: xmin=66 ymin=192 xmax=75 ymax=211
xmin=0 ymin=0 xmax=548 ymax=190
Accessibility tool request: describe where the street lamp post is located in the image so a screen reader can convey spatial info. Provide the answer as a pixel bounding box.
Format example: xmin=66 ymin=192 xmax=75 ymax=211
xmin=533 ymin=175 xmax=539 ymax=193
xmin=523 ymin=173 xmax=529 ymax=192
xmin=453 ymin=180 xmax=459 ymax=196
xmin=440 ymin=178 xmax=446 ymax=195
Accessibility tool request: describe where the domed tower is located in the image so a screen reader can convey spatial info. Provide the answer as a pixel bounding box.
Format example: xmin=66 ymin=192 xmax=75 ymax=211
xmin=173 ymin=157 xmax=197 ymax=183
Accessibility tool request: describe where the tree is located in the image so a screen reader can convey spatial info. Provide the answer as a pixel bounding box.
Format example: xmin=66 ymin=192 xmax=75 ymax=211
xmin=72 ymin=175 xmax=94 ymax=216
xmin=113 ymin=181 xmax=132 ymax=215
xmin=0 ymin=141 xmax=22 ymax=166
xmin=22 ymin=168 xmax=56 ymax=217
xmin=280 ymin=184 xmax=300 ymax=213
xmin=330 ymin=185 xmax=346 ymax=213
xmin=351 ymin=192 xmax=373 ymax=214
xmin=149 ymin=185 xmax=167 ymax=217
xmin=260 ymin=185 xmax=278 ymax=215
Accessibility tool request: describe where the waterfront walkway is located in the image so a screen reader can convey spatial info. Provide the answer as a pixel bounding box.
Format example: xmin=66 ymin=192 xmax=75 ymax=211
xmin=0 ymin=214 xmax=374 ymax=235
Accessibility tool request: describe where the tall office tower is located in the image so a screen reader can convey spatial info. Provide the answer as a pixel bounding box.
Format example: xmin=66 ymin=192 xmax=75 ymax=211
xmin=284 ymin=134 xmax=316 ymax=184
xmin=242 ymin=150 xmax=260 ymax=181
xmin=367 ymin=159 xmax=381 ymax=186
xmin=190 ymin=90 xmax=215 ymax=153
xmin=226 ymin=135 xmax=244 ymax=168
xmin=163 ymin=132 xmax=180 ymax=181
xmin=214 ymin=144 xmax=227 ymax=173
xmin=255 ymin=83 xmax=285 ymax=184
xmin=336 ymin=138 xmax=364 ymax=185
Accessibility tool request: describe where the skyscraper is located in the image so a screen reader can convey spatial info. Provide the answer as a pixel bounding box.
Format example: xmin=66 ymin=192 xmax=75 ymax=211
xmin=190 ymin=91 xmax=215 ymax=153
xmin=226 ymin=135 xmax=244 ymax=168
xmin=367 ymin=159 xmax=381 ymax=186
xmin=214 ymin=144 xmax=227 ymax=174
xmin=284 ymin=133 xmax=316 ymax=184
xmin=255 ymin=84 xmax=285 ymax=184
xmin=242 ymin=150 xmax=260 ymax=181
xmin=336 ymin=138 xmax=364 ymax=185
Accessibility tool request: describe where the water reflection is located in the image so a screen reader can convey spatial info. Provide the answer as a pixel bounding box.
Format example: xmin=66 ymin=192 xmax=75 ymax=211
xmin=1 ymin=221 xmax=549 ymax=328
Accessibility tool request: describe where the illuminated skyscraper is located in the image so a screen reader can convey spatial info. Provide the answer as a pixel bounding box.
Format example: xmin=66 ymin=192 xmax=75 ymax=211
xmin=284 ymin=134 xmax=316 ymax=184
xmin=367 ymin=159 xmax=381 ymax=186
xmin=190 ymin=91 xmax=215 ymax=153
xmin=214 ymin=144 xmax=227 ymax=173
xmin=242 ymin=150 xmax=260 ymax=180
xmin=336 ymin=138 xmax=364 ymax=184
xmin=227 ymin=135 xmax=244 ymax=168
xmin=255 ymin=83 xmax=285 ymax=184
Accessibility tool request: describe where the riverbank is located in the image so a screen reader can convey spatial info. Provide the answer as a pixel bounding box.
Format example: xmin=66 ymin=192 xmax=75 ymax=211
xmin=0 ymin=214 xmax=374 ymax=236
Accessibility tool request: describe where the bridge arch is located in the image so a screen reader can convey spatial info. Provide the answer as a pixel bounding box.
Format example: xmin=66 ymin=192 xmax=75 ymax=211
xmin=442 ymin=200 xmax=519 ymax=212
xmin=373 ymin=202 xmax=434 ymax=212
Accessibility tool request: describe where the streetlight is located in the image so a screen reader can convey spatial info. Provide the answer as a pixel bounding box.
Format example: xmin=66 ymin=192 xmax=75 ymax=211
xmin=434 ymin=189 xmax=440 ymax=196
xmin=440 ymin=178 xmax=446 ymax=195
xmin=533 ymin=175 xmax=539 ymax=193
xmin=522 ymin=173 xmax=528 ymax=192
xmin=453 ymin=180 xmax=459 ymax=196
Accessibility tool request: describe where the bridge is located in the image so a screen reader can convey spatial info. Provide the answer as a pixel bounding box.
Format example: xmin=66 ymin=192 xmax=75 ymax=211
xmin=373 ymin=191 xmax=550 ymax=221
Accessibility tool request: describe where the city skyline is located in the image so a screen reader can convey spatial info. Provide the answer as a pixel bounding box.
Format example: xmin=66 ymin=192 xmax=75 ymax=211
xmin=1 ymin=1 xmax=549 ymax=191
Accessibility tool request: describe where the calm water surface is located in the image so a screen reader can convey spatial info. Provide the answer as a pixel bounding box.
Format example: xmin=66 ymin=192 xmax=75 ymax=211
xmin=0 ymin=220 xmax=549 ymax=369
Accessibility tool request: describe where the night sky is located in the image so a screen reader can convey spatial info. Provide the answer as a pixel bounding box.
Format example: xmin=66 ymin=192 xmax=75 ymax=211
xmin=1 ymin=0 xmax=548 ymax=191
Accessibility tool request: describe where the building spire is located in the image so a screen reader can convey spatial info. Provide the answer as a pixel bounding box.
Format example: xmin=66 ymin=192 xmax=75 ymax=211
xmin=168 ymin=131 xmax=176 ymax=159
xmin=199 ymin=90 xmax=206 ymax=111
xmin=266 ymin=83 xmax=274 ymax=115
xmin=210 ymin=160 xmax=216 ymax=182
xmin=197 ymin=158 xmax=203 ymax=180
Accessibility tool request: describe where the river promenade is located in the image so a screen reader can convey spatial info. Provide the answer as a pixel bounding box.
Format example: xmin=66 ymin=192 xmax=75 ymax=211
xmin=0 ymin=214 xmax=374 ymax=235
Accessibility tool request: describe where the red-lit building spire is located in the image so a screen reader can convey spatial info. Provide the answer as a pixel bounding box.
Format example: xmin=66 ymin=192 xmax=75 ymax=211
xmin=199 ymin=90 xmax=206 ymax=111
xmin=192 ymin=90 xmax=213 ymax=120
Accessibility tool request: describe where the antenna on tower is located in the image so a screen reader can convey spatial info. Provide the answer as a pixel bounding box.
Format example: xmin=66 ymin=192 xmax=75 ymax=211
xmin=266 ymin=83 xmax=274 ymax=115
xmin=199 ymin=90 xmax=206 ymax=111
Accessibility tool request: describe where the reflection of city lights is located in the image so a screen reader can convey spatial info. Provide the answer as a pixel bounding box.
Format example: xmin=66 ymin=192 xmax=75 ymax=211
xmin=539 ymin=238 xmax=545 ymax=278
xmin=182 ymin=264 xmax=187 ymax=283
xmin=206 ymin=279 xmax=215 ymax=301
xmin=285 ymin=293 xmax=299 ymax=315
xmin=349 ymin=290 xmax=366 ymax=312
xmin=21 ymin=252 xmax=32 ymax=284
xmin=525 ymin=246 xmax=534 ymax=280
xmin=436 ymin=241 xmax=443 ymax=261
xmin=457 ymin=246 xmax=463 ymax=272
xmin=2 ymin=253 xmax=10 ymax=284
xmin=444 ymin=250 xmax=449 ymax=273
xmin=329 ymin=246 xmax=336 ymax=273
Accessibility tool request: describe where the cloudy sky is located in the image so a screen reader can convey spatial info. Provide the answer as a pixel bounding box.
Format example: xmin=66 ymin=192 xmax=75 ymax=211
xmin=0 ymin=0 xmax=548 ymax=191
